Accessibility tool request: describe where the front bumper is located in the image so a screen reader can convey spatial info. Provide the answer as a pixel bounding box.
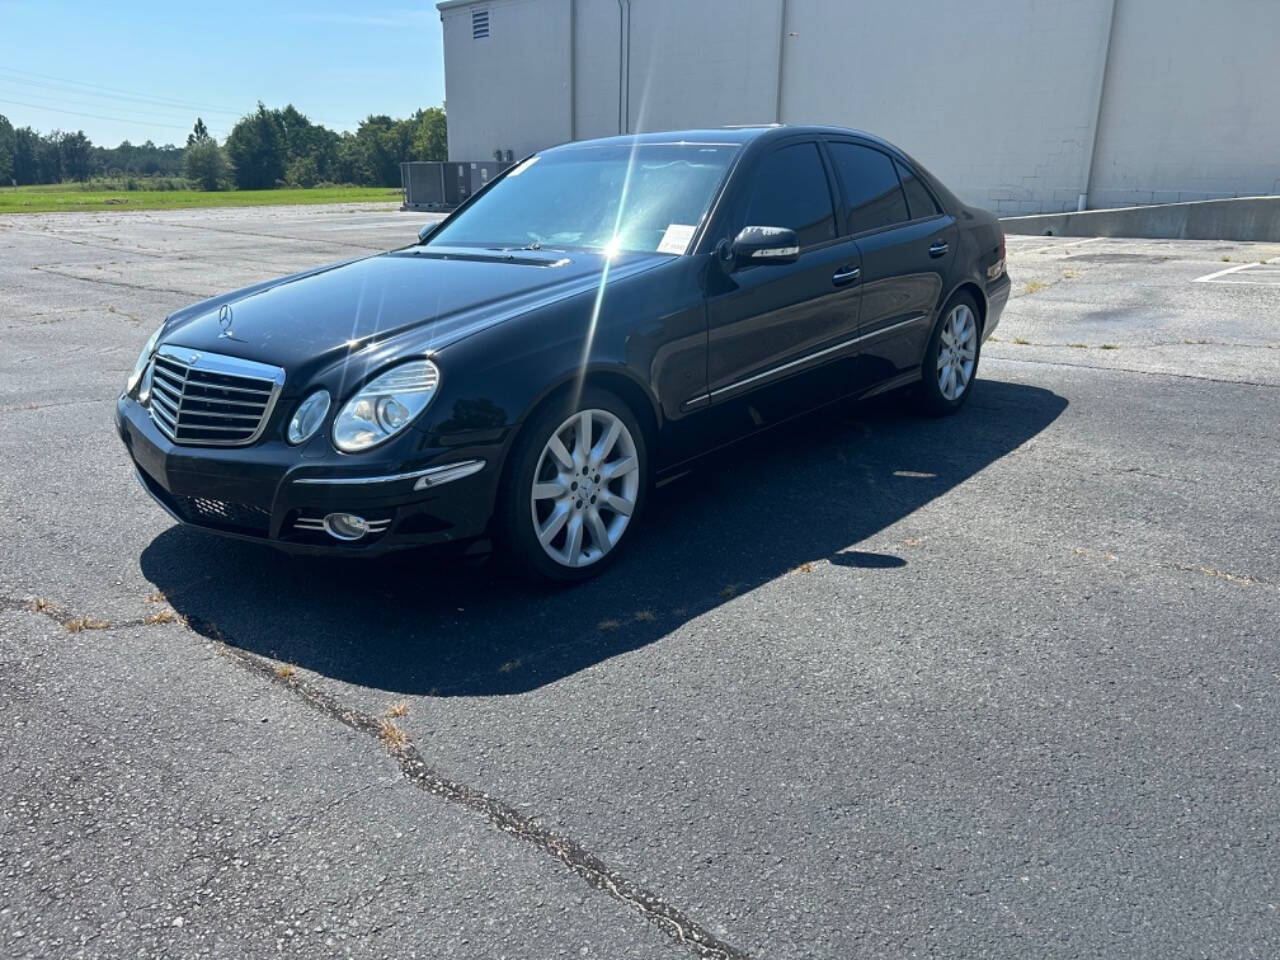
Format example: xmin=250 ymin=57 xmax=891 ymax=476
xmin=117 ymin=395 xmax=502 ymax=556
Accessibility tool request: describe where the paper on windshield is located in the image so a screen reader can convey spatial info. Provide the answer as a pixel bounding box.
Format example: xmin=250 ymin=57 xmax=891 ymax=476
xmin=657 ymin=223 xmax=696 ymax=255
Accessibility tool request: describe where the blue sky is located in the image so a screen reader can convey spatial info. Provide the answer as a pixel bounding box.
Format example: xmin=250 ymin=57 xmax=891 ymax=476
xmin=0 ymin=0 xmax=446 ymax=146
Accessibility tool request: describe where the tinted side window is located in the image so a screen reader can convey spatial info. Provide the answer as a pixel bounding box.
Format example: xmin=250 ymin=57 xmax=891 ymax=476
xmin=827 ymin=142 xmax=908 ymax=234
xmin=742 ymin=143 xmax=836 ymax=248
xmin=896 ymin=159 xmax=941 ymax=219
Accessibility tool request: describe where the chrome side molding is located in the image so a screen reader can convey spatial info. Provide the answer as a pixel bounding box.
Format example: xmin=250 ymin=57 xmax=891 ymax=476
xmin=291 ymin=459 xmax=486 ymax=490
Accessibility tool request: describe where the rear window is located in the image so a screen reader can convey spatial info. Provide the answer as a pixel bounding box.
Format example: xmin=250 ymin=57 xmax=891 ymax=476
xmin=827 ymin=142 xmax=909 ymax=234
xmin=896 ymin=159 xmax=941 ymax=219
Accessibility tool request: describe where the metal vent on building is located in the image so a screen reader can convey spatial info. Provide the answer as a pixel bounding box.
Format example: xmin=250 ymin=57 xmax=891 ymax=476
xmin=472 ymin=8 xmax=489 ymax=39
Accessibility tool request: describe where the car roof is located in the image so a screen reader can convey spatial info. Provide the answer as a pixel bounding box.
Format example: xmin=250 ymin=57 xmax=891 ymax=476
xmin=545 ymin=125 xmax=902 ymax=154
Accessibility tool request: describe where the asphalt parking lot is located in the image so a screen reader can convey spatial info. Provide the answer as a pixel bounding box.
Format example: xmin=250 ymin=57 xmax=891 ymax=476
xmin=2 ymin=205 xmax=1278 ymax=959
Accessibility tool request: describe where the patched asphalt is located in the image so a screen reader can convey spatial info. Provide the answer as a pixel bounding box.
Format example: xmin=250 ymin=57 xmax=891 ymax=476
xmin=2 ymin=207 xmax=1278 ymax=959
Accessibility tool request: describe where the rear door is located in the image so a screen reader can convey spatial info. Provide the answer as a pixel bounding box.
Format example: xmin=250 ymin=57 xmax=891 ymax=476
xmin=703 ymin=140 xmax=862 ymax=423
xmin=825 ymin=140 xmax=957 ymax=388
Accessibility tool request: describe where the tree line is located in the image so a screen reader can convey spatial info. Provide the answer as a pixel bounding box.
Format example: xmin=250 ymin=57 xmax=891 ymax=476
xmin=0 ymin=103 xmax=447 ymax=191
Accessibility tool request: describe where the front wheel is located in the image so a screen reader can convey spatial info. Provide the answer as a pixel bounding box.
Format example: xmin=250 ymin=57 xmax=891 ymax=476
xmin=497 ymin=387 xmax=647 ymax=584
xmin=918 ymin=293 xmax=981 ymax=415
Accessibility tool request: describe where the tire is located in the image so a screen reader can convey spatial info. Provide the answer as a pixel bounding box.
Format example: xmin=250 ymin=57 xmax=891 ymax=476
xmin=496 ymin=386 xmax=648 ymax=584
xmin=917 ymin=292 xmax=981 ymax=416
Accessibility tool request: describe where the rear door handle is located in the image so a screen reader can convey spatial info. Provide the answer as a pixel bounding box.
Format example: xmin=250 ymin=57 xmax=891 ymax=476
xmin=929 ymin=241 xmax=949 ymax=258
xmin=832 ymin=266 xmax=860 ymax=286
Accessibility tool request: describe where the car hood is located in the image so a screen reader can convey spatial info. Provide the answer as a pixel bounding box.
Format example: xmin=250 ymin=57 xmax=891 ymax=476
xmin=160 ymin=246 xmax=668 ymax=390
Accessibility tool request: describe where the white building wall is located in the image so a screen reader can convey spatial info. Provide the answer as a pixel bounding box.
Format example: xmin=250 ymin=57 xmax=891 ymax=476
xmin=1087 ymin=0 xmax=1280 ymax=207
xmin=438 ymin=0 xmax=1280 ymax=213
xmin=622 ymin=0 xmax=783 ymax=133
xmin=440 ymin=0 xmax=573 ymax=161
xmin=777 ymin=0 xmax=1114 ymax=214
xmin=572 ymin=0 xmax=625 ymax=141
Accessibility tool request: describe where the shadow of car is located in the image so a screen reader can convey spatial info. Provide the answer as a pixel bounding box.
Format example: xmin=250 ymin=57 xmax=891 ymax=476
xmin=141 ymin=379 xmax=1066 ymax=696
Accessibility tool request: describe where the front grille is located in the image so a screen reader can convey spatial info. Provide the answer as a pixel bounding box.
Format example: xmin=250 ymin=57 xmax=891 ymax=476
xmin=173 ymin=495 xmax=271 ymax=534
xmin=147 ymin=346 xmax=284 ymax=446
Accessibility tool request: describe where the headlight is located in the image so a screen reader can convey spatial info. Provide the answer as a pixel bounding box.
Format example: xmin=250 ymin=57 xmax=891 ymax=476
xmin=332 ymin=359 xmax=440 ymax=453
xmin=287 ymin=390 xmax=331 ymax=445
xmin=127 ymin=326 xmax=163 ymax=396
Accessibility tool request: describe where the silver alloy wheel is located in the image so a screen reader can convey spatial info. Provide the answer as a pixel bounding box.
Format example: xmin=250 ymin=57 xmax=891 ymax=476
xmin=530 ymin=408 xmax=640 ymax=568
xmin=937 ymin=303 xmax=977 ymax=401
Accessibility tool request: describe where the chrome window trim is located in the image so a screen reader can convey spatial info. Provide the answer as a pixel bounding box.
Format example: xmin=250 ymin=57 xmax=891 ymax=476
xmin=685 ymin=313 xmax=928 ymax=407
xmin=291 ymin=458 xmax=486 ymax=490
xmin=149 ymin=345 xmax=286 ymax=447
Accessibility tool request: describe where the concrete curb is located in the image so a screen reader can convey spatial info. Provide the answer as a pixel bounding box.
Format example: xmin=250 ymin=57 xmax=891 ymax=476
xmin=1001 ymin=195 xmax=1280 ymax=242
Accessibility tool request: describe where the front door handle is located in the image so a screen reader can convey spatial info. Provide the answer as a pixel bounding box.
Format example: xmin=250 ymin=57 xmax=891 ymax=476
xmin=929 ymin=240 xmax=950 ymax=258
xmin=832 ymin=266 xmax=860 ymax=286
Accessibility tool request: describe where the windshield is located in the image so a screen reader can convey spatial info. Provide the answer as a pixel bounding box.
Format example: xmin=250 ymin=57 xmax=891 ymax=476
xmin=426 ymin=142 xmax=739 ymax=255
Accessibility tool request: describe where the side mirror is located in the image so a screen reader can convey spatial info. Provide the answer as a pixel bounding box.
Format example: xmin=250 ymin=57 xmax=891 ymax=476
xmin=417 ymin=221 xmax=439 ymax=244
xmin=730 ymin=225 xmax=799 ymax=265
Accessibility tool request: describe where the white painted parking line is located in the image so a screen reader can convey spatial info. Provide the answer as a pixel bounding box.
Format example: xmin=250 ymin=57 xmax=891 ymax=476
xmin=1193 ymin=259 xmax=1280 ymax=284
xmin=1193 ymin=262 xmax=1257 ymax=282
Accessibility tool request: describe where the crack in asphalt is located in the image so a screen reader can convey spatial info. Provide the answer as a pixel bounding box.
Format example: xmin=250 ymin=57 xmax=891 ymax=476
xmin=159 ymin=220 xmax=390 ymax=252
xmin=0 ymin=226 xmax=178 ymax=259
xmin=0 ymin=397 xmax=108 ymax=415
xmin=986 ymin=353 xmax=1280 ymax=388
xmin=29 ymin=264 xmax=207 ymax=299
xmin=209 ymin=633 xmax=753 ymax=960
xmin=1 ymin=594 xmax=752 ymax=960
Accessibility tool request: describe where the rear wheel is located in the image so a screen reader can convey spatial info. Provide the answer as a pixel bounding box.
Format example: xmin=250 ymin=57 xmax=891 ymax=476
xmin=497 ymin=387 xmax=647 ymax=583
xmin=918 ymin=293 xmax=980 ymax=415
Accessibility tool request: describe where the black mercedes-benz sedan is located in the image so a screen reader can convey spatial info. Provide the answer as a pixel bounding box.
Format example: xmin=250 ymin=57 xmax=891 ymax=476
xmin=117 ymin=125 xmax=1009 ymax=582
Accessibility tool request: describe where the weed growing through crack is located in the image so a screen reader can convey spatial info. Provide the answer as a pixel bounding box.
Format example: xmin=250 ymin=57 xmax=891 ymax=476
xmin=65 ymin=617 xmax=110 ymax=633
xmin=1068 ymin=342 xmax=1088 ymax=348
xmin=146 ymin=591 xmax=166 ymax=604
xmin=27 ymin=596 xmax=54 ymax=614
xmin=1012 ymin=336 xmax=1031 ymax=345
xmin=378 ymin=719 xmax=408 ymax=749
xmin=1023 ymin=280 xmax=1047 ymax=295
xmin=386 ymin=701 xmax=408 ymax=718
xmin=273 ymin=663 xmax=296 ymax=679
xmin=145 ymin=610 xmax=177 ymax=625
xmin=1099 ymin=343 xmax=1120 ymax=350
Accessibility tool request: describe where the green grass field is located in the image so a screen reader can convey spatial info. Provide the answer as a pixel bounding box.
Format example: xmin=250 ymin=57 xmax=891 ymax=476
xmin=0 ymin=184 xmax=404 ymax=214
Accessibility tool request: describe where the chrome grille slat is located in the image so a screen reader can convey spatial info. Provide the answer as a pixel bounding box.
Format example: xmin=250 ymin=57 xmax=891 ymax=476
xmin=150 ymin=399 xmax=178 ymax=430
xmin=180 ymin=409 xmax=263 ymax=422
xmin=146 ymin=345 xmax=284 ymax=447
xmin=169 ymin=423 xmax=266 ymax=433
xmin=150 ymin=392 xmax=179 ymax=420
xmin=151 ymin=368 xmax=186 ymax=391
xmin=169 ymin=394 xmax=269 ymax=410
xmin=182 ymin=381 xmax=274 ymax=398
xmin=151 ymin=378 xmax=182 ymax=403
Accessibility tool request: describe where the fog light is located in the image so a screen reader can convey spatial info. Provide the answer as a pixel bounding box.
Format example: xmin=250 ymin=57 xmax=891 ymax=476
xmin=323 ymin=512 xmax=369 ymax=541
